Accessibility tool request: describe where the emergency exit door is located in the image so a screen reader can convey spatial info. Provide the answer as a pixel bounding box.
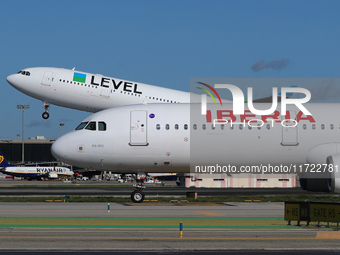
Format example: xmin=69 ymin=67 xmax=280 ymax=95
xmin=129 ymin=110 xmax=148 ymax=146
xmin=41 ymin=71 xmax=53 ymax=86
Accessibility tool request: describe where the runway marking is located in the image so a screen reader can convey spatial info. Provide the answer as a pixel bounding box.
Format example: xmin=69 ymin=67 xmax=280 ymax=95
xmin=192 ymin=211 xmax=225 ymax=217
xmin=123 ymin=202 xmax=226 ymax=206
xmin=0 ymin=224 xmax=296 ymax=229
xmin=0 ymin=216 xmax=284 ymax=219
xmin=316 ymin=231 xmax=340 ymax=239
xmin=0 ymin=235 xmax=318 ymax=240
xmin=0 ymin=216 xmax=292 ymax=229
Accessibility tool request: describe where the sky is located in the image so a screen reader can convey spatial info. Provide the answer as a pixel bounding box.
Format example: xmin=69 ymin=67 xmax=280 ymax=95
xmin=1 ymin=0 xmax=340 ymax=139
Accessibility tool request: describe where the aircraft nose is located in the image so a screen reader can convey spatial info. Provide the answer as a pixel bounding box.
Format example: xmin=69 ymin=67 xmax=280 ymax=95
xmin=6 ymin=74 xmax=22 ymax=91
xmin=6 ymin=74 xmax=15 ymax=86
xmin=51 ymin=135 xmax=69 ymax=162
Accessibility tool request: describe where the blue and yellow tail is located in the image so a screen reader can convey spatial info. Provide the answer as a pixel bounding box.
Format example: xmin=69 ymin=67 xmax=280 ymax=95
xmin=0 ymin=152 xmax=13 ymax=168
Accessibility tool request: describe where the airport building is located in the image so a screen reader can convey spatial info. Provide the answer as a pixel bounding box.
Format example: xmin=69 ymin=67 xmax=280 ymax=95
xmin=179 ymin=173 xmax=298 ymax=188
xmin=0 ymin=137 xmax=56 ymax=164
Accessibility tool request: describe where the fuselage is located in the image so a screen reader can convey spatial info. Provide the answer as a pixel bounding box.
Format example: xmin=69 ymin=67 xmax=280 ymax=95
xmin=6 ymin=67 xmax=190 ymax=113
xmin=0 ymin=166 xmax=73 ymax=178
xmin=51 ymin=103 xmax=340 ymax=176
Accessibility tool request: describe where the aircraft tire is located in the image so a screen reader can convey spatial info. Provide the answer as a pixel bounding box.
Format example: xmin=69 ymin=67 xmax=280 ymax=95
xmin=131 ymin=190 xmax=144 ymax=203
xmin=42 ymin=112 xmax=49 ymax=119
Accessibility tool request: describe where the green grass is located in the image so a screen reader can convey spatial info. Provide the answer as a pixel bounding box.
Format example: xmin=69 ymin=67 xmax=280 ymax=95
xmin=0 ymin=194 xmax=339 ymax=203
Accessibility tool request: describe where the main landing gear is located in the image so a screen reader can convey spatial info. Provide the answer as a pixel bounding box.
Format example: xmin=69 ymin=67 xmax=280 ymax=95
xmin=131 ymin=172 xmax=146 ymax=203
xmin=42 ymin=102 xmax=50 ymax=119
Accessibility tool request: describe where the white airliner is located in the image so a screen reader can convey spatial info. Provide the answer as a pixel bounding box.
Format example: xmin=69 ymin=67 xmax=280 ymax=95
xmin=6 ymin=67 xmax=289 ymax=119
xmin=51 ymin=102 xmax=340 ymax=202
xmin=6 ymin=67 xmax=191 ymax=119
xmin=0 ymin=152 xmax=74 ymax=180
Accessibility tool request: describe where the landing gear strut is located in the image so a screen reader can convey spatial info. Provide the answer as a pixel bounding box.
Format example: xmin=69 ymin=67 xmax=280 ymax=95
xmin=131 ymin=172 xmax=146 ymax=203
xmin=42 ymin=102 xmax=50 ymax=119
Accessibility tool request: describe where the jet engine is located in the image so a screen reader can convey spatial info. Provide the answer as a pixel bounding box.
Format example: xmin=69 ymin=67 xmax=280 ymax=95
xmin=300 ymin=154 xmax=340 ymax=193
xmin=48 ymin=172 xmax=58 ymax=179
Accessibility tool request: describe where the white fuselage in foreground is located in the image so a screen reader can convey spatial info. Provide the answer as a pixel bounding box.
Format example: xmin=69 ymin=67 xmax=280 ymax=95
xmin=6 ymin=67 xmax=190 ymax=113
xmin=51 ymin=103 xmax=340 ymax=179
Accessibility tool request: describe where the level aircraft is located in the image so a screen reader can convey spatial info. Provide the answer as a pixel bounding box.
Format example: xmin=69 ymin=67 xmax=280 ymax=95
xmin=6 ymin=67 xmax=293 ymax=119
xmin=6 ymin=67 xmax=191 ymax=119
xmin=0 ymin=152 xmax=74 ymax=180
xmin=51 ymin=102 xmax=340 ymax=202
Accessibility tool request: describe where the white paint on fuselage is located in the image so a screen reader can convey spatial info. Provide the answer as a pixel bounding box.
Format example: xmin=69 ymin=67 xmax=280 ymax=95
xmin=6 ymin=67 xmax=190 ymax=113
xmin=1 ymin=166 xmax=73 ymax=178
xmin=51 ymin=103 xmax=340 ymax=174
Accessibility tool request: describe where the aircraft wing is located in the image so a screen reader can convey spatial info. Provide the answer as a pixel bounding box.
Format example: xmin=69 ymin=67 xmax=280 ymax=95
xmin=245 ymin=85 xmax=297 ymax=103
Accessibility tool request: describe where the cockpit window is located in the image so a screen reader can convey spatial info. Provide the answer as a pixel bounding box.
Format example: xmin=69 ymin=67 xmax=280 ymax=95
xmin=75 ymin=122 xmax=88 ymax=130
xmin=85 ymin=121 xmax=96 ymax=131
xmin=98 ymin=122 xmax=106 ymax=131
xmin=17 ymin=70 xmax=30 ymax=76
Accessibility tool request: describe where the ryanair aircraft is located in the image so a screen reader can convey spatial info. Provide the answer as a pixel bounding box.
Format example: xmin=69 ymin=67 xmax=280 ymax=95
xmin=0 ymin=152 xmax=73 ymax=180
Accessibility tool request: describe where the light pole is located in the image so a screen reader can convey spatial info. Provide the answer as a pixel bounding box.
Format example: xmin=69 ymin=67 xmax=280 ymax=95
xmin=17 ymin=105 xmax=30 ymax=163
xmin=60 ymin=123 xmax=65 ymax=136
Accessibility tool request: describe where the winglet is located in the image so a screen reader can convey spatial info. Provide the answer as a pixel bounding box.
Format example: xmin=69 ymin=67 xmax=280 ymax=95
xmin=0 ymin=152 xmax=13 ymax=168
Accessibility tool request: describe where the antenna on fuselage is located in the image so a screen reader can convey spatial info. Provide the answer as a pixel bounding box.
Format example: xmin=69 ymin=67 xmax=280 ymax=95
xmin=72 ymin=67 xmax=75 ymax=70
xmin=142 ymin=96 xmax=148 ymax=104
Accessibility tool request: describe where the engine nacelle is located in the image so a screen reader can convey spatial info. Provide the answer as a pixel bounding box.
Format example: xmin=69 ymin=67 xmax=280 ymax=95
xmin=48 ymin=172 xmax=58 ymax=179
xmin=300 ymin=154 xmax=340 ymax=193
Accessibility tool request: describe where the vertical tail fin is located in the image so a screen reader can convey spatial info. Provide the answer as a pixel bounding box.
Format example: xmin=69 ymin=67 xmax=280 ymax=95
xmin=0 ymin=152 xmax=13 ymax=168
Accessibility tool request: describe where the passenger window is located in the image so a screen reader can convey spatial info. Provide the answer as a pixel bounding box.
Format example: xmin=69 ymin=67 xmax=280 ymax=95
xmin=98 ymin=122 xmax=106 ymax=131
xmin=330 ymin=124 xmax=334 ymax=130
xmin=221 ymin=124 xmax=224 ymax=130
xmin=321 ymin=124 xmax=325 ymax=130
xmin=312 ymin=124 xmax=316 ymax=130
xmin=175 ymin=124 xmax=179 ymax=130
xmin=85 ymin=122 xmax=96 ymax=131
xmin=184 ymin=124 xmax=188 ymax=130
xmin=156 ymin=124 xmax=160 ymax=130
xmin=166 ymin=124 xmax=170 ymax=130
xmin=211 ymin=124 xmax=215 ymax=130
xmin=202 ymin=124 xmax=206 ymax=130
xmin=193 ymin=124 xmax=197 ymax=130
xmin=303 ymin=124 xmax=307 ymax=130
xmin=266 ymin=124 xmax=270 ymax=130
xmin=75 ymin=122 xmax=88 ymax=130
xmin=239 ymin=124 xmax=243 ymax=130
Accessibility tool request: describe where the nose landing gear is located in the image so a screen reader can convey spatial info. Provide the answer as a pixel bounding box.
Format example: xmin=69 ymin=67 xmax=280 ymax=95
xmin=42 ymin=102 xmax=50 ymax=119
xmin=131 ymin=172 xmax=146 ymax=203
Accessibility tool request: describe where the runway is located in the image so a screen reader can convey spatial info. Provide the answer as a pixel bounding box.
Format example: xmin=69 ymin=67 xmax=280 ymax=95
xmin=0 ymin=202 xmax=339 ymax=251
xmin=0 ymin=180 xmax=316 ymax=197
